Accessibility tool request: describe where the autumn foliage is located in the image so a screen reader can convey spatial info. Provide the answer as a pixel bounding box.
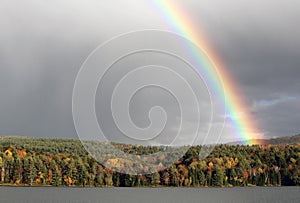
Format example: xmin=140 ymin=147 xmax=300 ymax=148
xmin=0 ymin=137 xmax=299 ymax=187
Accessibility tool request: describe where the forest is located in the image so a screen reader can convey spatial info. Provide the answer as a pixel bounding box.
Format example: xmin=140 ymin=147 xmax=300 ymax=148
xmin=0 ymin=136 xmax=299 ymax=187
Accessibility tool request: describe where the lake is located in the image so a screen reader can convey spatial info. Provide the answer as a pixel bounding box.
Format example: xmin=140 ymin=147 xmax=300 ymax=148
xmin=0 ymin=186 xmax=299 ymax=203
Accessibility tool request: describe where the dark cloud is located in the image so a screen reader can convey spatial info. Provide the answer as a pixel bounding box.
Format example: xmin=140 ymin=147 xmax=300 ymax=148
xmin=188 ymin=0 xmax=300 ymax=138
xmin=254 ymin=97 xmax=300 ymax=137
xmin=0 ymin=0 xmax=299 ymax=142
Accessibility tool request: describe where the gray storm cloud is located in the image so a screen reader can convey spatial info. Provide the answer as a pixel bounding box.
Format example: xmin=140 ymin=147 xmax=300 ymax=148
xmin=0 ymin=0 xmax=299 ymax=142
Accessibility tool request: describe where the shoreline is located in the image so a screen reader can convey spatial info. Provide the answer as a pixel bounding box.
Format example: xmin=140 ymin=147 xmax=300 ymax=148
xmin=0 ymin=184 xmax=292 ymax=188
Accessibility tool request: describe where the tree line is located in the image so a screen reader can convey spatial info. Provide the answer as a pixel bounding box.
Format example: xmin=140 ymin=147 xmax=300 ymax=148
xmin=0 ymin=137 xmax=299 ymax=187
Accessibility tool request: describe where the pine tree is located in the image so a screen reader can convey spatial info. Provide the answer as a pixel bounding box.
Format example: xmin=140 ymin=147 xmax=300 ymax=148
xmin=23 ymin=156 xmax=36 ymax=185
xmin=50 ymin=160 xmax=61 ymax=186
xmin=212 ymin=165 xmax=224 ymax=186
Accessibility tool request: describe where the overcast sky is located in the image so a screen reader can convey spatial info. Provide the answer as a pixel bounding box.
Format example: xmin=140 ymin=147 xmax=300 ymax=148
xmin=0 ymin=0 xmax=300 ymax=144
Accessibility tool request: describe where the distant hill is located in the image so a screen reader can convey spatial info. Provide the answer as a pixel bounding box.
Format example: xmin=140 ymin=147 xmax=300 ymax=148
xmin=229 ymin=134 xmax=300 ymax=145
xmin=2 ymin=134 xmax=300 ymax=147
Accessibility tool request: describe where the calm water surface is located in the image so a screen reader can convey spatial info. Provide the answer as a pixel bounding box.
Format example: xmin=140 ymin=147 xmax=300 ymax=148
xmin=0 ymin=186 xmax=299 ymax=203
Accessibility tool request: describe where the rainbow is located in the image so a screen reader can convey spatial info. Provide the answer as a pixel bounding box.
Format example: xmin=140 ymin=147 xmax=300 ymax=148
xmin=151 ymin=0 xmax=263 ymax=145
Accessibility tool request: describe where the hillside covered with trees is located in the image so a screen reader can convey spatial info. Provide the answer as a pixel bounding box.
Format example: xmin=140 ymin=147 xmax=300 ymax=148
xmin=0 ymin=136 xmax=299 ymax=187
xmin=229 ymin=134 xmax=300 ymax=145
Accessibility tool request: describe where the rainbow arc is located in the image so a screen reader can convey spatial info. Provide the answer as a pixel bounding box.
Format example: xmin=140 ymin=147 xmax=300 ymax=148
xmin=152 ymin=0 xmax=263 ymax=144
